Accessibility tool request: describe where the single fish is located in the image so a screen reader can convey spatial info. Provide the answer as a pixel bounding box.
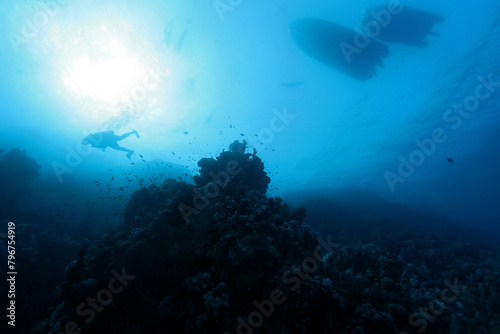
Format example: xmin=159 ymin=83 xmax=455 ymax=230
xmin=446 ymin=158 xmax=453 ymax=163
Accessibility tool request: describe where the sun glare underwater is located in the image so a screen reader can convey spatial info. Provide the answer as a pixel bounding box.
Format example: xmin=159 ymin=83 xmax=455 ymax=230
xmin=1 ymin=0 xmax=500 ymax=333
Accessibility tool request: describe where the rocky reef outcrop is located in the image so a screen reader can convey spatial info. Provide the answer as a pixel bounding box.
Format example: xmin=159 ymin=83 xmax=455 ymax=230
xmin=34 ymin=141 xmax=500 ymax=334
xmin=0 ymin=148 xmax=40 ymax=219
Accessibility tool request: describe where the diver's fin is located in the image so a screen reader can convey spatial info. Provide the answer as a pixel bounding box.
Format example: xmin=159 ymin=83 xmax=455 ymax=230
xmin=133 ymin=130 xmax=140 ymax=138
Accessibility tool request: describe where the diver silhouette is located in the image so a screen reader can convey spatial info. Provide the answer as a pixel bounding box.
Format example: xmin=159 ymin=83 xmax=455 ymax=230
xmin=82 ymin=130 xmax=140 ymax=160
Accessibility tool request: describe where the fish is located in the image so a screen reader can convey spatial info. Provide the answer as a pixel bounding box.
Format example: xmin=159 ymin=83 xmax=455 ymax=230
xmin=446 ymin=158 xmax=453 ymax=163
xmin=360 ymin=5 xmax=445 ymax=48
xmin=110 ymin=177 xmax=114 ymax=182
xmin=140 ymin=154 xmax=143 ymax=158
xmin=290 ymin=19 xmax=389 ymax=81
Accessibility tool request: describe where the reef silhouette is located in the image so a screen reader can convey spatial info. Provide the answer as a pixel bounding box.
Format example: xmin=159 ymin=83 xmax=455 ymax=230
xmin=0 ymin=148 xmax=40 ymax=220
xmin=31 ymin=141 xmax=499 ymax=334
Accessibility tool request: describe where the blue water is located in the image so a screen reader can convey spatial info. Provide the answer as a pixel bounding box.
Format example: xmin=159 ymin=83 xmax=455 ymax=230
xmin=2 ymin=0 xmax=498 ymax=233
xmin=1 ymin=1 xmax=500 ymax=333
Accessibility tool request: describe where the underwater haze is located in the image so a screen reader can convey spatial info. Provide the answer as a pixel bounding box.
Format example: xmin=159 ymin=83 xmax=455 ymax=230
xmin=1 ymin=0 xmax=500 ymax=333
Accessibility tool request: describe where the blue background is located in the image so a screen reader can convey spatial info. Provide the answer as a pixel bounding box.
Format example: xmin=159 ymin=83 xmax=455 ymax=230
xmin=0 ymin=0 xmax=499 ymax=241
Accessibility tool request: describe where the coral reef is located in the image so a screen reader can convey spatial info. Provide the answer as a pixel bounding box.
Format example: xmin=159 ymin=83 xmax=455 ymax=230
xmin=193 ymin=140 xmax=270 ymax=196
xmin=0 ymin=148 xmax=40 ymax=184
xmin=33 ymin=141 xmax=500 ymax=334
xmin=0 ymin=148 xmax=40 ymax=219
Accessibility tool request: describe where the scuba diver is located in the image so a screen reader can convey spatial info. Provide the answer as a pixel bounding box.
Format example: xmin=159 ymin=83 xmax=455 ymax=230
xmin=82 ymin=130 xmax=140 ymax=160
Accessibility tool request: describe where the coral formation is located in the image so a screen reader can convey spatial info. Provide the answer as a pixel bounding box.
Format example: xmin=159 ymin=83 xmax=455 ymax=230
xmin=32 ymin=141 xmax=500 ymax=334
xmin=0 ymin=148 xmax=40 ymax=184
xmin=0 ymin=148 xmax=40 ymax=219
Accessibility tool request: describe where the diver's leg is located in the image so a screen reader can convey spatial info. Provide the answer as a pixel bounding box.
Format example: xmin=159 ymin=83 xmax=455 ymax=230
xmin=115 ymin=130 xmax=140 ymax=141
xmin=115 ymin=131 xmax=134 ymax=141
xmin=109 ymin=143 xmax=134 ymax=159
